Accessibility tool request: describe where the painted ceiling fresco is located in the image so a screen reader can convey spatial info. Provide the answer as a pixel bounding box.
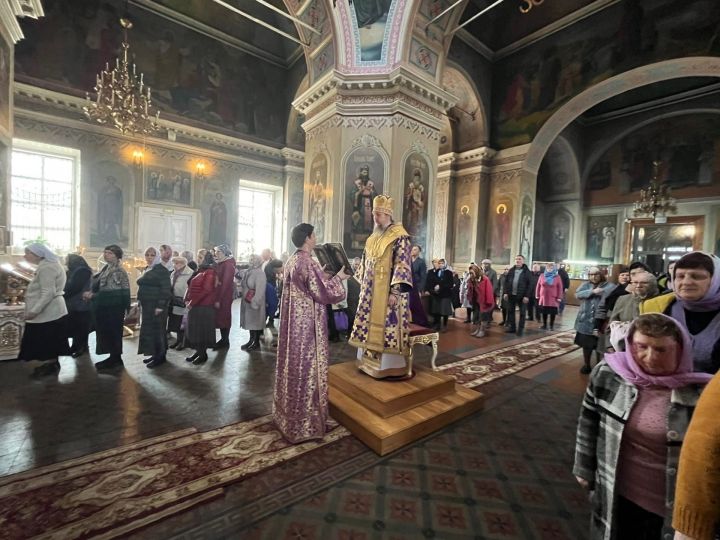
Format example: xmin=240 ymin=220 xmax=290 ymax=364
xmin=461 ymin=0 xmax=597 ymax=52
xmin=150 ymin=0 xmax=300 ymax=63
xmin=14 ymin=0 xmax=294 ymax=144
xmin=491 ymin=0 xmax=720 ymax=148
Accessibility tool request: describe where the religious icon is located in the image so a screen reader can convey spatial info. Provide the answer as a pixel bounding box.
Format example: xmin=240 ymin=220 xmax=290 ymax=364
xmin=404 ymin=169 xmax=425 ymax=237
xmin=96 ymin=175 xmax=123 ymax=243
xmin=415 ymin=47 xmax=433 ymax=71
xmin=491 ymin=202 xmax=511 ymax=260
xmin=209 ymin=192 xmax=228 ymax=245
xmin=455 ymin=204 xmax=472 ymax=260
xmin=308 ymin=169 xmax=326 ymax=242
xmin=352 ymin=165 xmax=377 ymax=234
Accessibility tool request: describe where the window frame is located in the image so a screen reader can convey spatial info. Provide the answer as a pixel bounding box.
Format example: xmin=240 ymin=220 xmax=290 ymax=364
xmin=10 ymin=139 xmax=81 ymax=254
xmin=236 ymin=180 xmax=283 ymax=261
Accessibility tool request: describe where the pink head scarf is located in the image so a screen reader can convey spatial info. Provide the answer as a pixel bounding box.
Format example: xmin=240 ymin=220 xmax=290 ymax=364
xmin=604 ymin=313 xmax=713 ymax=389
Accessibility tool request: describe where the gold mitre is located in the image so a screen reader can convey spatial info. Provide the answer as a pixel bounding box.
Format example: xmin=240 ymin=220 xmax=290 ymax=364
xmin=372 ymin=194 xmax=394 ymax=215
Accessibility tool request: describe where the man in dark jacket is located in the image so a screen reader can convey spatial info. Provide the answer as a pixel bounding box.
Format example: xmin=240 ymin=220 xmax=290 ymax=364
xmin=503 ymin=254 xmax=532 ymax=336
xmin=411 ymin=245 xmax=427 ymax=292
xmin=528 ymin=263 xmax=542 ymax=323
xmin=558 ymin=264 xmax=571 ymax=313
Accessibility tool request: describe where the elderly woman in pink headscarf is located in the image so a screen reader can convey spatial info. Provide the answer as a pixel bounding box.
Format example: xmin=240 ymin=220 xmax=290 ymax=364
xmin=573 ymin=313 xmax=712 ymax=540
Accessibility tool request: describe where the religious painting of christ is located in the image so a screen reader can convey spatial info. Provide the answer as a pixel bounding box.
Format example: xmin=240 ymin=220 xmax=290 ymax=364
xmin=490 ymin=200 xmax=512 ymax=261
xmin=343 ymin=148 xmax=385 ymax=258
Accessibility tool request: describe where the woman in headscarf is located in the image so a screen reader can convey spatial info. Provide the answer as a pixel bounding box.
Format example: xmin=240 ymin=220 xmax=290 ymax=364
xmin=64 ymin=253 xmax=93 ymax=357
xmin=185 ymin=252 xmax=218 ymax=365
xmin=239 ymin=254 xmax=267 ymax=351
xmin=467 ymin=264 xmax=495 ymax=338
xmin=83 ymin=244 xmax=130 ymax=370
xmin=212 ymin=244 xmax=236 ymax=349
xmin=574 ymin=266 xmax=612 ymax=374
xmin=18 ymin=243 xmax=70 ymax=377
xmin=137 ymin=246 xmax=172 ymax=368
xmin=642 ymin=252 xmax=720 ymax=374
xmin=573 ymin=313 xmax=712 ymax=540
xmin=168 ymin=256 xmax=194 ymax=351
xmin=535 ymin=261 xmax=564 ymax=330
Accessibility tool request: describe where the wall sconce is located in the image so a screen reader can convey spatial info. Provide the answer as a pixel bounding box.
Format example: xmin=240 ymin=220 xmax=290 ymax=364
xmin=132 ymin=149 xmax=144 ymax=167
xmin=195 ymin=161 xmax=206 ymax=179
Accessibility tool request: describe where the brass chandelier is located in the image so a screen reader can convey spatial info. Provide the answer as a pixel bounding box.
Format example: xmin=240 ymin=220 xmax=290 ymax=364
xmin=83 ymin=17 xmax=159 ymax=136
xmin=633 ymin=161 xmax=677 ymax=224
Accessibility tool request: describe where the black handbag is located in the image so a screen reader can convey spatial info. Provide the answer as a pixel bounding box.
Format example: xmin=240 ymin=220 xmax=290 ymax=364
xmin=171 ymin=295 xmax=186 ymax=307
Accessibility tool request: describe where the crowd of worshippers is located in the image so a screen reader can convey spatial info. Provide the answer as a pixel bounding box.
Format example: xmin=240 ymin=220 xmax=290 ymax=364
xmin=17 ymin=242 xmax=284 ymax=375
xmin=563 ymin=251 xmax=720 ymax=540
xmin=15 ymin=237 xmax=720 ymax=540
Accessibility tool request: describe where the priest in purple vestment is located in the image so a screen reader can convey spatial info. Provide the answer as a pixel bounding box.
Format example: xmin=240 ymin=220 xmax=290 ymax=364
xmin=273 ymin=223 xmax=350 ymax=443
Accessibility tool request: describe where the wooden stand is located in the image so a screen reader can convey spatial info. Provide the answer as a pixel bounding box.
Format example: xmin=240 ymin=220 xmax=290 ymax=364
xmin=329 ymin=362 xmax=483 ymax=455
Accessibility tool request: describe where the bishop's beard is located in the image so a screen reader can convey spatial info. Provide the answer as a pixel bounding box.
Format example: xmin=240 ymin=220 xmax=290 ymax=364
xmin=373 ymin=221 xmax=392 ymax=234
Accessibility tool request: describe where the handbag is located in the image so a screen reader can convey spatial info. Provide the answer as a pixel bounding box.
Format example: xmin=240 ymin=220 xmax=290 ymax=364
xmin=171 ymin=295 xmax=186 ymax=307
xmin=244 ymin=289 xmax=255 ymax=303
xmin=333 ymin=310 xmax=349 ymax=331
xmin=609 ymin=320 xmax=632 ymax=352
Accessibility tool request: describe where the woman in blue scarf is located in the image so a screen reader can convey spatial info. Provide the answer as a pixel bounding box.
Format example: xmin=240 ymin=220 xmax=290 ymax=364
xmin=535 ymin=262 xmax=564 ymax=330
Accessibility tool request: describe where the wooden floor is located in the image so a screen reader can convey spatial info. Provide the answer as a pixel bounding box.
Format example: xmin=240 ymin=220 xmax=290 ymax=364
xmin=329 ymin=363 xmax=484 ymax=455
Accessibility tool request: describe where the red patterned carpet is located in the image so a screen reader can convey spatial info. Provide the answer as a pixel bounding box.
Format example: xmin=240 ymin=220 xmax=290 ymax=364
xmin=438 ymin=330 xmax=577 ymax=387
xmin=0 ymin=331 xmax=577 ymax=539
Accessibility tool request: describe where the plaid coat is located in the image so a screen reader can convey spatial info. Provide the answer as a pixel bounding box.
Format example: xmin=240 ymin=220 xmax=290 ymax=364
xmin=573 ymin=362 xmax=703 ymax=540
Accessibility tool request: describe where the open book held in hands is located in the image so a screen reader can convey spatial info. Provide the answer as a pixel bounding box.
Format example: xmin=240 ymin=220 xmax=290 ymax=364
xmin=314 ymin=242 xmax=352 ymax=275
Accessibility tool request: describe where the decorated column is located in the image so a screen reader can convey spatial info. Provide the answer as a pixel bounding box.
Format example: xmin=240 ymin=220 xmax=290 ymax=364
xmin=296 ymin=69 xmax=455 ymax=260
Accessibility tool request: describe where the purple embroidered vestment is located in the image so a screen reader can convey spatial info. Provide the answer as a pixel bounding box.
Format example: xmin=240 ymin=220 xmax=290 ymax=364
xmin=273 ymin=250 xmax=345 ymax=443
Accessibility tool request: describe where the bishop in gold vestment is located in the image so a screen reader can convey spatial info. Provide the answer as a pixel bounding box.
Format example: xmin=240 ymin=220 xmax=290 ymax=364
xmin=349 ymin=195 xmax=414 ymax=378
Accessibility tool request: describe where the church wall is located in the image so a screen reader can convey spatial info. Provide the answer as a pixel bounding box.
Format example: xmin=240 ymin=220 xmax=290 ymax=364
xmin=12 ymin=112 xmax=289 ymax=262
xmin=491 ymin=0 xmax=720 ymax=149
xmin=447 ymin=38 xmax=492 ymax=137
xmin=583 ymin=112 xmax=720 ymax=206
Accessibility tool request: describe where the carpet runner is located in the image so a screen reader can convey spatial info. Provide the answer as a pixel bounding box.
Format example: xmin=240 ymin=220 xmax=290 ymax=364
xmin=0 ymin=331 xmax=577 ymax=539
xmin=437 ymin=331 xmax=578 ymax=387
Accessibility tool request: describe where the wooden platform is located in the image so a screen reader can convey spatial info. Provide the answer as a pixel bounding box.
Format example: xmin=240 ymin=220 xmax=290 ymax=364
xmin=329 ymin=362 xmax=483 ymax=455
xmin=329 ymin=360 xmax=455 ymax=418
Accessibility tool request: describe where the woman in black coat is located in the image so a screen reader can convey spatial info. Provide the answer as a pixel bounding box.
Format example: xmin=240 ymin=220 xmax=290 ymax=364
xmin=425 ymin=258 xmax=455 ymax=332
xmin=137 ymin=247 xmax=172 ymax=369
xmin=64 ymin=254 xmax=93 ymax=357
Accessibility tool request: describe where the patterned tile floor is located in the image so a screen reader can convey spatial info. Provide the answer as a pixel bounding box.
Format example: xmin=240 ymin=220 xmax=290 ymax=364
xmin=0 ymin=304 xmax=592 ymax=539
xmin=237 ymin=376 xmax=590 ymax=540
